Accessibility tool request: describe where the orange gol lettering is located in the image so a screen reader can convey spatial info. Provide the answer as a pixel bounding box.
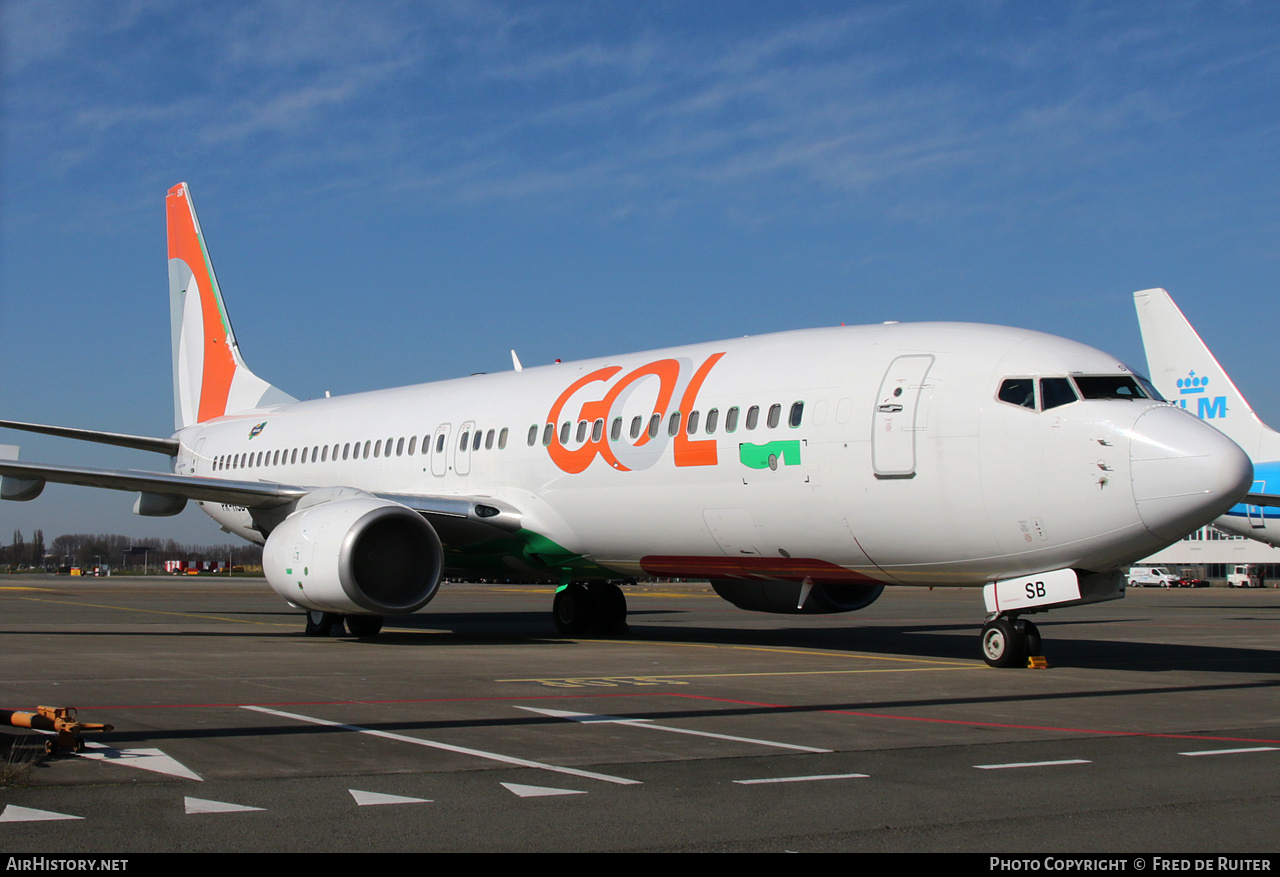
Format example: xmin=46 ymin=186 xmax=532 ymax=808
xmin=545 ymin=353 xmax=725 ymax=474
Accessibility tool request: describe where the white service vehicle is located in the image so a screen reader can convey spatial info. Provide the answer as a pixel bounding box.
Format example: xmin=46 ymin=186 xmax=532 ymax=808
xmin=1127 ymin=566 xmax=1180 ymax=588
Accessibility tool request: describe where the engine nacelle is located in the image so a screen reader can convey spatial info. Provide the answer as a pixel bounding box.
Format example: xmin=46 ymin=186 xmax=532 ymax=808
xmin=711 ymin=579 xmax=885 ymax=615
xmin=263 ymin=497 xmax=443 ymax=615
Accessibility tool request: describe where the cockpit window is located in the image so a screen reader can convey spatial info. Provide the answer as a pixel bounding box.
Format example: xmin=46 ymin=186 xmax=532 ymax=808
xmin=1073 ymin=375 xmax=1150 ymax=400
xmin=998 ymin=378 xmax=1035 ymax=409
xmin=1039 ymin=377 xmax=1077 ymax=410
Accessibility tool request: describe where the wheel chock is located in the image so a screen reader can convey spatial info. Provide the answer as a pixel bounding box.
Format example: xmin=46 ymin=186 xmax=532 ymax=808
xmin=1026 ymin=656 xmax=1049 ymax=669
xmin=1 ymin=706 xmax=114 ymax=754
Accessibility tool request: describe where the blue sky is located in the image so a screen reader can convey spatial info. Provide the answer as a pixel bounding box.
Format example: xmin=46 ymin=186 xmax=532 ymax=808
xmin=2 ymin=0 xmax=1278 ymax=543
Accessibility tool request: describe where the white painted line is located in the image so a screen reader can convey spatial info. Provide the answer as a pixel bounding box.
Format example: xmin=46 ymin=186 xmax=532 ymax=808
xmin=501 ymin=782 xmax=587 ymax=798
xmin=734 ymin=773 xmax=869 ymax=785
xmin=79 ymin=742 xmax=203 ymax=781
xmin=242 ymin=705 xmax=641 ymax=786
xmin=1179 ymin=746 xmax=1279 ymax=757
xmin=350 ymin=789 xmax=431 ymax=806
xmin=184 ymin=796 xmax=263 ymax=814
xmin=517 ymin=706 xmax=832 ymax=753
xmin=0 ymin=805 xmax=82 ymax=823
xmin=974 ymin=759 xmax=1091 ymax=770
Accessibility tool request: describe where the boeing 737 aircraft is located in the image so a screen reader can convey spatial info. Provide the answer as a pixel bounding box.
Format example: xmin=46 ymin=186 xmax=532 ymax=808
xmin=1135 ymin=287 xmax=1280 ymax=546
xmin=0 ymin=186 xmax=1254 ymax=668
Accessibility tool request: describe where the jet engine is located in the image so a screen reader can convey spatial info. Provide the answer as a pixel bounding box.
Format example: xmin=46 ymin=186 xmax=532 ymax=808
xmin=263 ymin=496 xmax=444 ymax=616
xmin=710 ymin=579 xmax=884 ymax=614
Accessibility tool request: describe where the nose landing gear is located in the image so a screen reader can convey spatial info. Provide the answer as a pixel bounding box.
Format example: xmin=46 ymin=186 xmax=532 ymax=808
xmin=980 ymin=617 xmax=1042 ymax=668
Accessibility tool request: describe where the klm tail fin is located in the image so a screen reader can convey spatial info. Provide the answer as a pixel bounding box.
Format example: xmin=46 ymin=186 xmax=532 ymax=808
xmin=1134 ymin=287 xmax=1280 ymax=460
xmin=167 ymin=183 xmax=295 ymax=429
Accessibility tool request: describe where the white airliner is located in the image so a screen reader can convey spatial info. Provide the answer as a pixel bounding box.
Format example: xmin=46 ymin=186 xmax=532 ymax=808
xmin=1135 ymin=287 xmax=1280 ymax=546
xmin=0 ymin=185 xmax=1254 ymax=668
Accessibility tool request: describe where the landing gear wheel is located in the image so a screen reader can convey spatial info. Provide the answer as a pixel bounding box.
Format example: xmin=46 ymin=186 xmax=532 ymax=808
xmin=1020 ymin=620 xmax=1042 ymax=658
xmin=553 ymin=583 xmax=595 ymax=635
xmin=346 ymin=615 xmax=384 ymax=638
xmin=981 ymin=618 xmax=1026 ymax=668
xmin=304 ymin=610 xmax=344 ymax=637
xmin=44 ymin=739 xmax=55 ymax=756
xmin=593 ymin=584 xmax=628 ymax=633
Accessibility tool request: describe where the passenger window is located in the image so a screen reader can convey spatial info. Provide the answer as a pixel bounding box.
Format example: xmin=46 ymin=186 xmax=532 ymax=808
xmin=543 ymin=424 xmax=554 ymax=446
xmin=592 ymin=419 xmax=604 ymax=442
xmin=459 ymin=432 xmax=469 ymax=451
xmin=706 ymin=408 xmax=719 ymax=434
xmin=436 ymin=434 xmax=446 ymax=453
xmin=668 ymin=412 xmax=682 ymax=437
xmin=363 ymin=440 xmax=371 ymax=459
xmin=485 ymin=429 xmax=495 ymax=450
xmin=746 ymin=406 xmax=759 ymax=430
xmin=560 ymin=422 xmax=571 ymax=445
xmin=291 ymin=448 xmax=298 ymax=464
xmin=998 ymin=378 xmax=1036 ymax=409
xmin=473 ymin=431 xmax=482 ymax=451
xmin=374 ymin=440 xmax=382 ymax=458
xmin=767 ymin=404 xmax=781 ymax=428
xmin=687 ymin=410 xmax=700 ymax=434
xmin=726 ymin=406 xmax=739 ymax=432
xmin=611 ymin=418 xmax=622 ymax=441
xmin=789 ymin=401 xmax=804 ymax=428
xmin=342 ymin=443 xmax=350 ymax=461
xmin=498 ymin=428 xmax=508 ymax=450
xmin=630 ymin=416 xmax=643 ymax=440
xmin=576 ymin=421 xmax=588 ymax=443
xmin=1040 ymin=378 xmax=1077 ymax=411
xmin=528 ymin=425 xmax=538 ymax=447
xmin=648 ymin=414 xmax=661 ymax=438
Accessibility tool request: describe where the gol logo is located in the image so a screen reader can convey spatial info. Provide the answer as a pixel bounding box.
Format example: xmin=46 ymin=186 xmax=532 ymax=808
xmin=545 ymin=353 xmax=725 ymax=474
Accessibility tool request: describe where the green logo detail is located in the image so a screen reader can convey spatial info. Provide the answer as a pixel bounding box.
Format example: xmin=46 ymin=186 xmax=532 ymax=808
xmin=739 ymin=440 xmax=801 ymax=469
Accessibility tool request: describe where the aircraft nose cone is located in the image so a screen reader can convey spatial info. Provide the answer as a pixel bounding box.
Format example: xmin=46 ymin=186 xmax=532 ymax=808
xmin=1129 ymin=406 xmax=1253 ymax=542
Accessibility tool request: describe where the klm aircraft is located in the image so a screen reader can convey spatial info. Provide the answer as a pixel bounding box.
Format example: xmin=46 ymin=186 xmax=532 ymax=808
xmin=1135 ymin=288 xmax=1280 ymax=545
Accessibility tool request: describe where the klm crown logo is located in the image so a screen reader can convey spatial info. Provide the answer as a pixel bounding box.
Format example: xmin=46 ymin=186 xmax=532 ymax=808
xmin=1176 ymin=370 xmax=1226 ymax=419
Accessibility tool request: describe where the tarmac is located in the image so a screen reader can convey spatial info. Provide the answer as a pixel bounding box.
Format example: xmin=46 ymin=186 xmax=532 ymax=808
xmin=0 ymin=574 xmax=1277 ymax=853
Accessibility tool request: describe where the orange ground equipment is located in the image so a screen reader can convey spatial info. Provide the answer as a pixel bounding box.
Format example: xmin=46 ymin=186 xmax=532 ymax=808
xmin=1 ymin=706 xmax=113 ymax=754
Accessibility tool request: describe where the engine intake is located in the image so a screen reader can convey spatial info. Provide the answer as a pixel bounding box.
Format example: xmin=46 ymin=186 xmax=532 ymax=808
xmin=711 ymin=579 xmax=884 ymax=614
xmin=264 ymin=497 xmax=443 ymax=615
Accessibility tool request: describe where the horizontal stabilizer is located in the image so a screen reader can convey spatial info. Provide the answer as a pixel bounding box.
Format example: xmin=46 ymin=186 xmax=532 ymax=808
xmin=1244 ymin=492 xmax=1280 ymax=508
xmin=0 ymin=419 xmax=179 ymax=456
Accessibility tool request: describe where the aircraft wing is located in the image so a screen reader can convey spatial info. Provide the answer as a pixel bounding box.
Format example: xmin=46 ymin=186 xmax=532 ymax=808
xmin=0 ymin=459 xmax=521 ymax=541
xmin=0 ymin=459 xmax=304 ymax=508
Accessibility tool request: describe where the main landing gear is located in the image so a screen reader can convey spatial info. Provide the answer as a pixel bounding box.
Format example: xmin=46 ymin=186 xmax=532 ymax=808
xmin=304 ymin=611 xmax=385 ymax=638
xmin=552 ymin=582 xmax=628 ymax=636
xmin=980 ymin=617 xmax=1042 ymax=668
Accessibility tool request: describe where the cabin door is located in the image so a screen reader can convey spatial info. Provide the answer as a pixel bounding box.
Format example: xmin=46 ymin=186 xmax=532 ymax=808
xmin=871 ymin=355 xmax=934 ymax=477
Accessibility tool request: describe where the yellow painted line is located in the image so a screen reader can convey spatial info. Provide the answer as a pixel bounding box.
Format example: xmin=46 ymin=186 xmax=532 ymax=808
xmin=500 ymin=666 xmax=980 ymax=685
xmin=0 ymin=587 xmax=55 ymax=592
xmin=15 ymin=595 xmax=292 ymax=627
xmin=584 ymin=637 xmax=974 ymax=667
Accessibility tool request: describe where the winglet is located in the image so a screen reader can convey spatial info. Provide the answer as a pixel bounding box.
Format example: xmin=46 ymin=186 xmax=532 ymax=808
xmin=167 ymin=183 xmax=294 ymax=429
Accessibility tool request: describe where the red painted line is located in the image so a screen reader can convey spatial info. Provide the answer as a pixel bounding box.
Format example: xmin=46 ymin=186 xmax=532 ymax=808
xmin=81 ymin=690 xmax=1280 ymax=747
xmin=664 ymin=693 xmax=1280 ymax=745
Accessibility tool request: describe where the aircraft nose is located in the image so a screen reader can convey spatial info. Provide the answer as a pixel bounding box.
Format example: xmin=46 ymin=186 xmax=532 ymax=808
xmin=1129 ymin=406 xmax=1253 ymax=542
